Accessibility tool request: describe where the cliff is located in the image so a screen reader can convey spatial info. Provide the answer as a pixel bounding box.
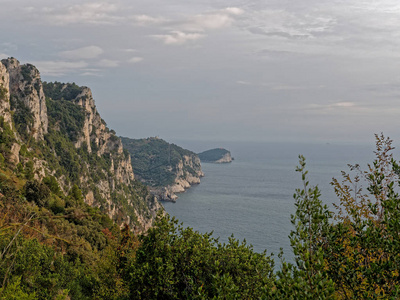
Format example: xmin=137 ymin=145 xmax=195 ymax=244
xmin=0 ymin=58 xmax=162 ymax=232
xmin=121 ymin=137 xmax=204 ymax=202
xmin=198 ymin=148 xmax=233 ymax=163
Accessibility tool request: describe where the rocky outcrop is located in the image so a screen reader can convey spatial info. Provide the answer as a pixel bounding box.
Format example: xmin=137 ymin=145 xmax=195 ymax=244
xmin=0 ymin=62 xmax=12 ymax=127
xmin=198 ymin=148 xmax=233 ymax=164
xmin=121 ymin=137 xmax=204 ymax=202
xmin=1 ymin=58 xmax=48 ymax=140
xmin=0 ymin=58 xmax=162 ymax=232
xmin=215 ymin=152 xmax=233 ymax=163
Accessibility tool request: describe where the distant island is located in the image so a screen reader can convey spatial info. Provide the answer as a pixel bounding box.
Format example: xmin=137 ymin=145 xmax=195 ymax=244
xmin=198 ymin=148 xmax=233 ymax=163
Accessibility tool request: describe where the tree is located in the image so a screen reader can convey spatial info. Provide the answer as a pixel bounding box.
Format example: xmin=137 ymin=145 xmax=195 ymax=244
xmin=126 ymin=213 xmax=275 ymax=299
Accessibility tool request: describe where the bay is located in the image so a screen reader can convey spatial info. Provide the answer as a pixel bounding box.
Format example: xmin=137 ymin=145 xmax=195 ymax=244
xmin=163 ymin=141 xmax=377 ymax=262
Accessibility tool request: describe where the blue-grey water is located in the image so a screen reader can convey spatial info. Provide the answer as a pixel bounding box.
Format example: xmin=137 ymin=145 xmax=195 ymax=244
xmin=163 ymin=141 xmax=379 ymax=262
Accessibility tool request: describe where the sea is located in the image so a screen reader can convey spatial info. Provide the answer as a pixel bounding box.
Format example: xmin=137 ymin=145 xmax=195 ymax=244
xmin=162 ymin=140 xmax=382 ymax=263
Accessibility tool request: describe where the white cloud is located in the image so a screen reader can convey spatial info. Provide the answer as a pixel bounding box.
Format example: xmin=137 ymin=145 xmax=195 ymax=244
xmin=128 ymin=57 xmax=143 ymax=63
xmin=60 ymin=46 xmax=104 ymax=60
xmin=99 ymin=59 xmax=119 ymax=67
xmin=132 ymin=14 xmax=167 ymax=26
xmin=152 ymin=31 xmax=205 ymax=45
xmin=43 ymin=2 xmax=121 ymax=25
xmin=30 ymin=60 xmax=88 ymax=76
xmin=192 ymin=13 xmax=233 ymax=30
xmin=333 ymin=102 xmax=355 ymax=107
xmin=80 ymin=71 xmax=103 ymax=77
xmin=225 ymin=7 xmax=244 ymax=16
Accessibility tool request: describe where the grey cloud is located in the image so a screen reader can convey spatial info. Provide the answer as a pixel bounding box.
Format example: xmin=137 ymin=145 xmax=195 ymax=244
xmin=247 ymin=27 xmax=310 ymax=39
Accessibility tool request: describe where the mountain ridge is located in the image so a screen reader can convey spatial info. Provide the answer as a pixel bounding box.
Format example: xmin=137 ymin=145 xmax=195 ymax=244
xmin=0 ymin=57 xmax=162 ymax=232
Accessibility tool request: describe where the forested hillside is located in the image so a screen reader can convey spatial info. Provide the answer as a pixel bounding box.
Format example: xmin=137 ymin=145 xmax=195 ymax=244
xmin=1 ymin=57 xmax=400 ymax=299
xmin=121 ymin=136 xmax=203 ymax=201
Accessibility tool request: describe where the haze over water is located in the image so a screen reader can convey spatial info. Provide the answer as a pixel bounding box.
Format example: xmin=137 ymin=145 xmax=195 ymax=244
xmin=163 ymin=141 xmax=378 ymax=262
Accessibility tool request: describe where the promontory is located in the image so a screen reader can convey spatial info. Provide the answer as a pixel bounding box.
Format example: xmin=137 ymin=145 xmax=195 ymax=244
xmin=198 ymin=148 xmax=233 ymax=163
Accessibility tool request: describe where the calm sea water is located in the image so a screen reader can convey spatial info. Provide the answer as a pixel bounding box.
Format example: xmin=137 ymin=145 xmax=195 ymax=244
xmin=163 ymin=141 xmax=378 ymax=262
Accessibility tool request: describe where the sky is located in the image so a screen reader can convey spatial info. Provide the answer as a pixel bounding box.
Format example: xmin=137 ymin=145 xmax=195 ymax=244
xmin=1 ymin=0 xmax=400 ymax=144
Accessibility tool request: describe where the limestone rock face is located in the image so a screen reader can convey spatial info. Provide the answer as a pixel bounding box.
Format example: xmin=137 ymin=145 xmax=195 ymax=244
xmin=167 ymin=155 xmax=204 ymax=194
xmin=215 ymin=152 xmax=233 ymax=163
xmin=0 ymin=61 xmax=12 ymax=127
xmin=1 ymin=58 xmax=48 ymax=140
xmin=0 ymin=58 xmax=162 ymax=232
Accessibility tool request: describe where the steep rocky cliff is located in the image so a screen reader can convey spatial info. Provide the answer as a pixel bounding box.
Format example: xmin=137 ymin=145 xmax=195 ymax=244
xmin=1 ymin=58 xmax=48 ymax=140
xmin=0 ymin=58 xmax=162 ymax=231
xmin=121 ymin=137 xmax=204 ymax=202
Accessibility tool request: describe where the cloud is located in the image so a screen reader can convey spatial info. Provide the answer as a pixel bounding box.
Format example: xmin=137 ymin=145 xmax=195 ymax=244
xmin=174 ymin=8 xmax=243 ymax=32
xmin=99 ymin=59 xmax=119 ymax=67
xmin=128 ymin=57 xmax=143 ymax=64
xmin=190 ymin=13 xmax=234 ymax=30
xmin=43 ymin=2 xmax=122 ymax=25
xmin=30 ymin=60 xmax=88 ymax=76
xmin=131 ymin=14 xmax=167 ymax=26
xmin=152 ymin=31 xmax=205 ymax=45
xmin=225 ymin=7 xmax=244 ymax=16
xmin=333 ymin=102 xmax=355 ymax=107
xmin=148 ymin=7 xmax=243 ymax=45
xmin=243 ymin=9 xmax=336 ymax=41
xmin=307 ymin=101 xmax=360 ymax=114
xmin=59 ymin=46 xmax=104 ymax=60
xmin=248 ymin=27 xmax=310 ymax=39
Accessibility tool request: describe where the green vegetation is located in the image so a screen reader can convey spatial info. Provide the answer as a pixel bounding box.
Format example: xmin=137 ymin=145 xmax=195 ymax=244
xmin=2 ymin=133 xmax=400 ymax=298
xmin=0 ymin=84 xmax=7 ymax=102
xmin=121 ymin=137 xmax=201 ymax=187
xmin=3 ymin=59 xmax=400 ymax=298
xmin=198 ymin=148 xmax=231 ymax=162
xmin=46 ymin=97 xmax=85 ymax=142
xmin=10 ymin=96 xmax=34 ymax=140
xmin=43 ymin=81 xmax=83 ymax=101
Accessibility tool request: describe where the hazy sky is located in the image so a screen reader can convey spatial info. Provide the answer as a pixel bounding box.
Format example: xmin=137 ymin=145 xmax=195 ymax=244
xmin=1 ymin=0 xmax=400 ymax=144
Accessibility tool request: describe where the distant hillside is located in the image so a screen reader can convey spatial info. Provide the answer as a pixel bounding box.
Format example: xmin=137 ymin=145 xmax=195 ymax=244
xmin=121 ymin=137 xmax=204 ymax=201
xmin=198 ymin=148 xmax=233 ymax=163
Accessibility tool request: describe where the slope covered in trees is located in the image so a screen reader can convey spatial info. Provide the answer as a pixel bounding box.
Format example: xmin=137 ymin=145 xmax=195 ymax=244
xmin=121 ymin=136 xmax=203 ymax=201
xmin=2 ymin=133 xmax=400 ymax=298
xmin=1 ymin=57 xmax=400 ymax=298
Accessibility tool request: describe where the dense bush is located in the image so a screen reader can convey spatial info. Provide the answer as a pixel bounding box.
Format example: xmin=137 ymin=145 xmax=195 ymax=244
xmin=2 ymin=134 xmax=400 ymax=299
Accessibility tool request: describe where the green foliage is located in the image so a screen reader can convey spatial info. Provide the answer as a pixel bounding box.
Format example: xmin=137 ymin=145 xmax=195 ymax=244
xmin=9 ymin=96 xmax=34 ymax=141
xmin=24 ymin=160 xmax=34 ymax=180
xmin=198 ymin=148 xmax=230 ymax=162
xmin=42 ymin=81 xmax=83 ymax=101
xmin=0 ymin=276 xmax=37 ymax=300
xmin=271 ymin=135 xmax=400 ymax=299
xmin=46 ymin=97 xmax=85 ymax=142
xmin=20 ymin=65 xmax=33 ymax=84
xmin=0 ymin=84 xmax=7 ymax=102
xmin=43 ymin=175 xmax=62 ymax=196
xmin=270 ymin=156 xmax=335 ymax=299
xmin=126 ymin=214 xmax=275 ymax=299
xmin=0 ymin=117 xmax=15 ymax=163
xmin=24 ymin=180 xmax=50 ymax=207
xmin=121 ymin=136 xmax=201 ymax=187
